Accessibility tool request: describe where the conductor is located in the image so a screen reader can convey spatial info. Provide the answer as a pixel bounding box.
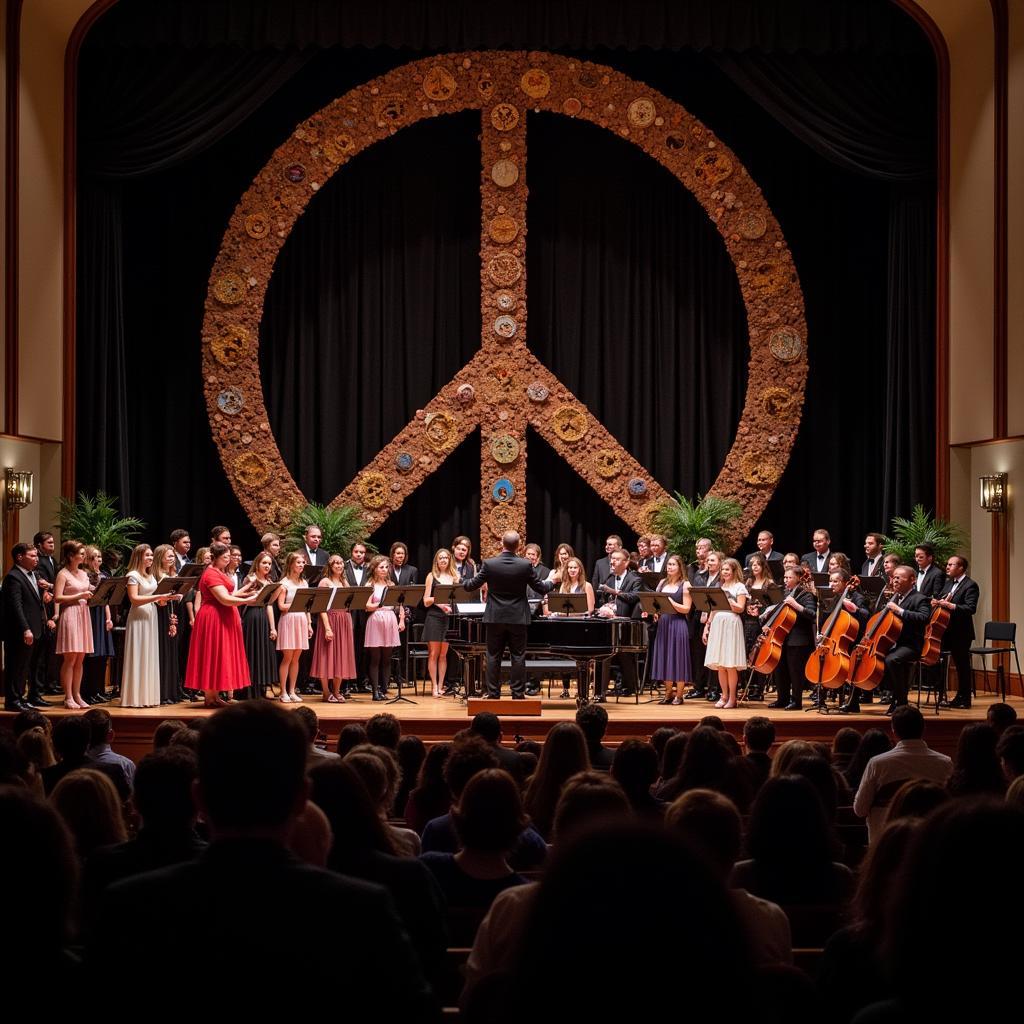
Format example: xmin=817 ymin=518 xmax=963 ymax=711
xmin=463 ymin=531 xmax=557 ymax=699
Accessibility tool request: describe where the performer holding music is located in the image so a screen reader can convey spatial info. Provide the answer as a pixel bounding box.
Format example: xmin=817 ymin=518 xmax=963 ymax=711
xmin=364 ymin=555 xmax=405 ymax=702
xmin=702 ymin=556 xmax=748 ymax=710
xmin=423 ymin=548 xmax=457 ymax=698
xmin=276 ymin=552 xmax=313 ymax=704
xmin=53 ymin=541 xmax=95 ymax=709
xmin=648 ymin=554 xmax=692 ymax=705
xmin=311 ymin=554 xmax=357 ymax=703
xmin=241 ymin=551 xmax=279 ymax=700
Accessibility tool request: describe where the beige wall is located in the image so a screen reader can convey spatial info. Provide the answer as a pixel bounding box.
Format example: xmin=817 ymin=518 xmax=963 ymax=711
xmin=1009 ymin=2 xmax=1024 ymax=437
xmin=0 ymin=435 xmax=60 ymax=546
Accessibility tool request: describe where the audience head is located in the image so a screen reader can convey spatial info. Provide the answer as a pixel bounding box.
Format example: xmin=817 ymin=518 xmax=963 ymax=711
xmin=574 ymin=703 xmax=609 ymax=748
xmin=415 ymin=741 xmax=452 ymax=792
xmin=1006 ymin=776 xmax=1024 ymax=811
xmin=891 ymin=705 xmax=925 ymax=741
xmin=169 ymin=723 xmax=202 ymax=751
xmin=743 ymin=716 xmax=775 ymax=754
xmin=787 ymin=754 xmax=839 ymax=821
xmin=670 ymin=727 xmax=733 ymax=795
xmin=50 ymin=768 xmax=128 ymax=860
xmin=698 ymin=715 xmax=725 ymax=732
xmin=469 ymin=712 xmax=503 ymax=745
xmin=658 ymin=732 xmax=688 ymax=780
xmin=770 ymin=739 xmax=816 ymax=777
xmin=515 ymin=739 xmax=542 ymax=758
xmin=747 ymin=775 xmax=834 ymax=871
xmin=288 ymin=801 xmax=332 ymax=868
xmin=444 ymin=737 xmax=500 ymax=799
xmin=851 ymin=817 xmax=922 ymax=937
xmin=51 ymin=715 xmax=91 ymax=764
xmin=132 ymin=747 xmax=199 ymax=830
xmin=337 ymin=723 xmax=368 ymax=757
xmin=551 ymin=772 xmax=630 ymax=845
xmin=665 ymin=789 xmax=742 ymax=883
xmin=347 ymin=745 xmax=400 ymax=815
xmin=16 ymin=727 xmax=55 ymax=772
xmin=987 ymin=702 xmax=1018 ymax=737
xmin=366 ymin=712 xmax=401 ymax=750
xmin=196 ymin=702 xmax=308 ymax=835
xmin=948 ymin=723 xmax=1005 ymax=797
xmin=308 ymin=760 xmax=397 ymax=863
xmin=82 ymin=707 xmax=115 ymax=747
xmin=292 ymin=705 xmax=321 ymax=747
xmin=153 ymin=720 xmax=186 ymax=750
xmin=845 ymin=729 xmax=893 ymax=789
xmin=452 ymin=768 xmax=527 ymax=854
xmin=11 ymin=708 xmax=51 ymax=739
xmin=611 ymin=738 xmax=660 ymax=802
xmin=649 ymin=726 xmax=678 ymax=763
xmin=886 ymin=779 xmax=950 ymax=824
xmin=831 ymin=727 xmax=861 ymax=760
xmin=996 ymin=726 xmax=1024 ymax=781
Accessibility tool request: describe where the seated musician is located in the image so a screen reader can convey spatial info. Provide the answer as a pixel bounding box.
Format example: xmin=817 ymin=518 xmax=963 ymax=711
xmin=879 ymin=566 xmax=931 ymax=713
xmin=817 ymin=570 xmax=870 ymax=713
xmin=544 ymin=557 xmax=596 ymax=699
xmin=595 ymin=549 xmax=642 ymax=702
xmin=765 ymin=566 xmax=817 ymax=711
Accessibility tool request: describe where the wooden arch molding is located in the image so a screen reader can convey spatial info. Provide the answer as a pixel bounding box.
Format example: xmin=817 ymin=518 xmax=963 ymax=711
xmin=201 ymin=51 xmax=808 ymax=551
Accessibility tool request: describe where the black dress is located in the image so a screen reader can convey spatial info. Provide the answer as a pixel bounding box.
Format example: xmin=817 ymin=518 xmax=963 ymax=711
xmin=241 ymin=604 xmax=277 ymax=698
xmin=422 ymin=574 xmax=452 ymax=642
xmin=157 ymin=602 xmax=181 ymax=703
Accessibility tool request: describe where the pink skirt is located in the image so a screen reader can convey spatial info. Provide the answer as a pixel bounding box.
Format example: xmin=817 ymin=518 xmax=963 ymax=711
xmin=310 ymin=610 xmax=356 ymax=679
xmin=364 ymin=607 xmax=399 ymax=648
xmin=276 ymin=610 xmax=309 ymax=651
xmin=56 ymin=603 xmax=94 ymax=655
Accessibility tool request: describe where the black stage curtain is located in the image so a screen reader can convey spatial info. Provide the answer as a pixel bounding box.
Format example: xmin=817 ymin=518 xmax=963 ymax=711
xmin=76 ymin=0 xmax=936 ymax=573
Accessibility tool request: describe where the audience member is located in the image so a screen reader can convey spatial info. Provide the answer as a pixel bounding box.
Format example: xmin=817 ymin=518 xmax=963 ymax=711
xmin=741 ymin=716 xmax=775 ymax=793
xmin=405 ymin=742 xmax=452 ymax=834
xmin=152 ymin=719 xmax=186 ymax=749
xmin=523 ymin=722 xmax=591 ymax=840
xmin=884 ymin=779 xmax=949 ymax=824
xmin=366 ymin=711 xmax=401 ymax=750
xmin=649 ymin=726 xmax=678 ymax=766
xmin=337 ymin=722 xmax=368 ymax=757
xmin=469 ymin=712 xmax=522 ymax=774
xmin=770 ymin=739 xmax=817 ymax=778
xmin=83 ymin=707 xmax=137 ymax=794
xmin=287 ymin=801 xmax=332 ymax=867
xmin=42 ymin=716 xmax=126 ymax=798
xmin=657 ymin=726 xmax=752 ymax=812
xmin=395 ymin=734 xmax=427 ymax=817
xmin=293 ymin=705 xmax=339 ymax=767
xmin=611 ymin=737 xmax=664 ymax=820
xmin=987 ymin=701 xmax=1018 ymax=737
xmin=946 ymin=722 xmax=1005 ymax=797
xmin=50 ymin=768 xmax=128 ymax=863
xmin=830 ymin=727 xmax=861 ymax=773
xmin=88 ymin=702 xmax=435 ymax=1016
xmin=17 ymin=726 xmax=56 ymax=774
xmin=11 ymin=707 xmax=51 ymax=738
xmin=699 ymin=715 xmax=725 ymax=731
xmin=844 ymin=729 xmax=893 ymax=792
xmin=853 ymin=707 xmax=953 ymax=842
xmin=575 ymin=704 xmax=615 ymax=771
xmin=996 ymin=725 xmax=1024 ymax=782
xmin=788 ymin=754 xmax=841 ymax=821
xmin=653 ymin=731 xmax=688 ymax=799
xmin=1006 ymin=775 xmax=1024 ymax=810
xmin=345 ymin=745 xmax=421 ymax=856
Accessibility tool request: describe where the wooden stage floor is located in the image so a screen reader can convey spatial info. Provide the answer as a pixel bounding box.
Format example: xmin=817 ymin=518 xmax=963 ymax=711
xmin=9 ymin=686 xmax=1016 ymax=763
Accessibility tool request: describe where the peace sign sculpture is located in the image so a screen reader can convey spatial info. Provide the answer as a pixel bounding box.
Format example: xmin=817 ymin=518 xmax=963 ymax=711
xmin=202 ymin=51 xmax=807 ymax=553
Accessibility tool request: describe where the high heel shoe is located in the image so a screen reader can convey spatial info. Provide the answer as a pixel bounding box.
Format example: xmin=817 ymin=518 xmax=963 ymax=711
xmin=714 ymin=699 xmax=726 ymax=709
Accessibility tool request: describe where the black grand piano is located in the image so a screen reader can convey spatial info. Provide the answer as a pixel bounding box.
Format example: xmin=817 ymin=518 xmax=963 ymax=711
xmin=451 ymin=612 xmax=646 ymax=705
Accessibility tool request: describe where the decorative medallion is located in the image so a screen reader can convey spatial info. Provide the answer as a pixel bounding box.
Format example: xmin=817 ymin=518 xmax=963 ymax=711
xmin=768 ymin=326 xmax=804 ymax=363
xmin=736 ymin=210 xmax=767 ymax=240
xmin=210 ymin=325 xmax=249 ymax=367
xmin=627 ymin=477 xmax=648 ymax=497
xmin=490 ymin=103 xmax=520 ymax=132
xmin=423 ymin=65 xmax=457 ymax=101
xmin=594 ymin=449 xmax=621 ymax=479
xmin=740 ymin=452 xmax=782 ymax=487
xmin=477 ymin=74 xmax=494 ymax=99
xmin=294 ymin=125 xmax=319 ymax=144
xmin=395 ymin=452 xmax=415 ymax=474
xmin=213 ymin=272 xmax=246 ymax=305
xmin=488 ymin=504 xmax=519 ymax=538
xmin=493 ymin=315 xmax=518 ymax=339
xmin=750 ymin=261 xmax=792 ymax=297
xmin=233 ymin=452 xmax=271 ymax=489
xmin=760 ymin=386 xmax=798 ymax=418
xmin=562 ymin=97 xmax=582 ymax=116
xmin=492 ymin=478 xmax=515 ymax=502
xmin=495 ymin=291 xmax=517 ymax=312
xmin=322 ymin=133 xmax=355 ymax=163
xmin=375 ymin=95 xmax=406 ymax=124
xmin=490 ymin=434 xmax=520 ymax=464
xmin=627 ymin=98 xmax=657 ymax=128
xmin=575 ymin=68 xmax=600 ymax=90
xmin=456 ymin=383 xmax=476 ymax=404
xmin=487 ymin=252 xmax=522 ymax=287
xmin=244 ymin=213 xmax=270 ymax=239
xmin=424 ymin=410 xmax=457 ymax=450
xmin=526 ymin=382 xmax=549 ymax=403
xmin=488 ymin=215 xmax=519 ymax=243
xmin=640 ymin=501 xmax=663 ymax=531
xmin=284 ymin=163 xmax=306 ymax=183
xmin=552 ymin=405 xmax=588 ymax=443
xmin=217 ymin=387 xmax=244 ymax=416
xmin=693 ymin=151 xmax=733 ymax=187
xmin=520 ymin=68 xmax=551 ymax=99
xmin=665 ymin=133 xmax=686 ymax=151
xmin=491 ymin=160 xmax=519 ymax=188
xmin=358 ymin=471 xmax=389 ymax=509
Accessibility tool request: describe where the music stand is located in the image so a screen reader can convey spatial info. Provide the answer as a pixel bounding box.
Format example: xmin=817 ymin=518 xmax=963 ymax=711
xmin=250 ymin=582 xmax=283 ymax=607
xmin=428 ymin=584 xmax=457 ymax=607
xmin=301 ymin=563 xmax=327 ymax=585
xmin=687 ymin=587 xmax=733 ymax=615
xmin=87 ymin=577 xmax=129 ymax=608
xmin=547 ymin=592 xmax=590 ymax=616
xmin=154 ymin=576 xmax=198 ymax=601
xmin=289 ymin=588 xmax=333 ymax=615
xmin=381 ymin=586 xmax=426 ymax=704
xmin=810 ymin=572 xmax=830 ymax=588
xmin=637 ymin=591 xmax=682 ymax=616
xmin=767 ymin=560 xmax=785 ymax=583
xmin=178 ymin=563 xmax=205 ymax=578
xmin=329 ymin=587 xmax=373 ymax=613
xmin=638 ymin=570 xmax=666 ymax=591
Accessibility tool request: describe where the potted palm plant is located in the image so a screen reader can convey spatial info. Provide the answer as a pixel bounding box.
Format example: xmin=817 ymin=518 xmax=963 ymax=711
xmin=283 ymin=502 xmax=374 ymax=559
xmin=647 ymin=492 xmax=744 ymax=563
xmin=883 ymin=504 xmax=968 ymax=564
xmin=55 ymin=492 xmax=146 ymax=565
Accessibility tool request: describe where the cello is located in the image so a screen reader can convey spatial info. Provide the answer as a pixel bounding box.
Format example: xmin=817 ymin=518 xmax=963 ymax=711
xmin=749 ymin=566 xmax=811 ymax=675
xmin=848 ymin=595 xmax=904 ymax=690
xmin=919 ymin=602 xmax=951 ymax=666
xmin=804 ymin=576 xmax=862 ymax=688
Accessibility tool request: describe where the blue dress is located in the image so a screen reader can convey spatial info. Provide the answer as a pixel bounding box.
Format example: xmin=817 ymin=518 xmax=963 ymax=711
xmin=648 ymin=582 xmax=692 ymax=681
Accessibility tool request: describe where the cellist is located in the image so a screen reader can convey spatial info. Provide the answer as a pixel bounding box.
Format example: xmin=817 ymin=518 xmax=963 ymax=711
xmin=880 ymin=565 xmax=932 ymax=713
xmin=824 ymin=569 xmax=871 ymax=712
xmin=765 ymin=565 xmax=817 ymax=711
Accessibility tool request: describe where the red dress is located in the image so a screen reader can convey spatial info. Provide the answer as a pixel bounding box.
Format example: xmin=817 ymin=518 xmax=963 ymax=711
xmin=184 ymin=567 xmax=251 ymax=693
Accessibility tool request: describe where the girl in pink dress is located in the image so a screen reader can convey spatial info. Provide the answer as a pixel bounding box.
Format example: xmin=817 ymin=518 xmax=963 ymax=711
xmin=364 ymin=555 xmax=405 ymax=702
xmin=54 ymin=540 xmax=95 ymax=709
xmin=310 ymin=554 xmax=357 ymax=703
xmin=276 ymin=551 xmax=313 ymax=703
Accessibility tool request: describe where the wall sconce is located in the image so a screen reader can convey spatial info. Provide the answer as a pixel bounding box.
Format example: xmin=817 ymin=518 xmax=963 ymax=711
xmin=4 ymin=468 xmax=33 ymax=511
xmin=979 ymin=472 xmax=1007 ymax=513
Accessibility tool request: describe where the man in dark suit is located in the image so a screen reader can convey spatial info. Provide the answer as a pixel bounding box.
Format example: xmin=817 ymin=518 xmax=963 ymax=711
xmin=1 ymin=542 xmax=50 ymax=710
xmin=303 ymin=525 xmax=329 ymax=568
xmin=880 ymin=565 xmax=932 ymax=712
xmin=640 ymin=534 xmax=669 ymax=574
xmin=595 ymin=548 xmax=642 ymax=701
xmin=861 ymin=532 xmax=886 ymax=578
xmin=32 ymin=531 xmax=60 ymax=695
xmin=744 ymin=530 xmax=784 ymax=570
xmin=88 ymin=702 xmax=435 ymax=1017
xmin=913 ymin=543 xmax=945 ymax=598
xmin=591 ymin=533 xmax=623 ymax=593
xmin=934 ymin=554 xmax=979 ymax=709
xmin=801 ymin=528 xmax=832 ymax=576
xmin=523 ymin=543 xmax=549 ymax=585
xmin=462 ymin=531 xmax=556 ymax=699
xmin=169 ymin=529 xmax=191 ymax=572
xmin=766 ymin=565 xmax=818 ymax=710
xmin=345 ymin=541 xmax=371 ymax=692
xmin=388 ymin=542 xmax=418 ymax=688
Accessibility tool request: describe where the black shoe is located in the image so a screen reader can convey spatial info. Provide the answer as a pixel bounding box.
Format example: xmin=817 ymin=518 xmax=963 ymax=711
xmin=685 ymin=689 xmax=705 ymax=700
xmin=767 ymin=700 xmax=786 ymax=709
xmin=839 ymin=703 xmax=860 ymax=714
xmin=4 ymin=700 xmax=30 ymax=712
xmin=783 ymin=702 xmax=802 ymax=711
xmin=43 ymin=685 xmax=62 ymax=696
xmin=559 ymin=690 xmax=571 ymax=699
xmin=948 ymin=697 xmax=972 ymax=709
xmin=594 ymin=695 xmax=607 ymax=703
xmin=511 ymin=695 xmax=526 ymax=700
xmin=25 ymin=695 xmax=50 ymax=708
xmin=86 ymin=694 xmax=106 ymax=705
xmin=884 ymin=704 xmax=896 ymax=715
xmin=93 ymin=691 xmax=112 ymax=703
xmin=861 ymin=695 xmax=874 ymax=704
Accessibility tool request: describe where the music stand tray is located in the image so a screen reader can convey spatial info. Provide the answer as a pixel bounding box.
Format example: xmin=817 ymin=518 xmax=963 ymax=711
xmin=547 ymin=592 xmax=590 ymax=616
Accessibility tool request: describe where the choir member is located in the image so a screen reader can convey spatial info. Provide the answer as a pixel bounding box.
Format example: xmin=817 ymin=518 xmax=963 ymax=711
xmin=276 ymin=552 xmax=313 ymax=703
xmin=311 ymin=554 xmax=357 ymax=703
xmin=702 ymin=555 xmax=748 ymax=710
xmin=423 ymin=548 xmax=457 ymax=699
xmin=54 ymin=541 xmax=95 ymax=709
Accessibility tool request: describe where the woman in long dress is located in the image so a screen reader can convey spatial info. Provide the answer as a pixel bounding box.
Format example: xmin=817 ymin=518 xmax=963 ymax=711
xmin=276 ymin=551 xmax=313 ymax=703
xmin=152 ymin=544 xmax=183 ymax=705
xmin=240 ymin=551 xmax=279 ymax=699
xmin=364 ymin=554 xmax=404 ymax=702
xmin=703 ymin=555 xmax=748 ymax=710
xmin=184 ymin=542 xmax=259 ymax=708
xmin=122 ymin=544 xmax=174 ymax=708
xmin=422 ymin=548 xmax=457 ymax=698
xmin=743 ymin=553 xmax=772 ymax=700
xmin=310 ymin=554 xmax=356 ymax=703
xmin=648 ymin=554 xmax=692 ymax=705
xmin=54 ymin=540 xmax=95 ymax=709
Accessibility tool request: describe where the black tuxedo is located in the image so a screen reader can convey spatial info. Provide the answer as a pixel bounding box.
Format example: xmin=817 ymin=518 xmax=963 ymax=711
xmin=173 ymin=553 xmax=190 ymax=573
xmin=89 ymin=838 xmax=436 ymax=1016
xmin=771 ymin=586 xmax=818 ymax=708
xmin=392 ymin=564 xmax=419 ymax=586
xmin=639 ymin=554 xmax=668 ymax=574
xmin=744 ymin=550 xmax=783 ymax=568
xmin=1 ymin=566 xmax=46 ymax=707
xmin=591 ymin=556 xmax=612 ymax=593
xmin=860 ymin=555 xmax=885 ymax=578
xmin=596 ymin=570 xmax=642 ymax=699
xmin=463 ymin=551 xmax=554 ymax=697
xmin=914 ymin=563 xmax=945 ymax=599
xmin=883 ymin=589 xmax=932 ymax=706
xmin=33 ymin=553 xmax=59 ymax=692
xmin=801 ymin=550 xmax=832 ymax=575
xmin=304 ymin=546 xmax=329 ymax=568
xmin=939 ymin=574 xmax=979 ymax=704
